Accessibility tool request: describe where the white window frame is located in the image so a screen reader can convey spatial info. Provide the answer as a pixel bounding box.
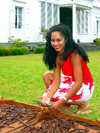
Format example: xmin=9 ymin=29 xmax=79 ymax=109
xmin=77 ymin=10 xmax=89 ymax=34
xmin=15 ymin=7 xmax=23 ymax=29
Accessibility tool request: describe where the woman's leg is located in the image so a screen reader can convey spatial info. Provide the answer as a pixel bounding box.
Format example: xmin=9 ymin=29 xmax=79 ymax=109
xmin=42 ymin=72 xmax=69 ymax=111
xmin=43 ymin=73 xmax=92 ymax=113
xmin=42 ymin=71 xmax=54 ymax=88
xmin=67 ymin=101 xmax=91 ymax=114
xmin=68 ymin=101 xmax=90 ymax=110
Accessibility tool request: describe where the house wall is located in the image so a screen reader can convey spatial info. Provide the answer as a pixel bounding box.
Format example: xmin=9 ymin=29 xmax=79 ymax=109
xmin=38 ymin=0 xmax=58 ymax=4
xmin=93 ymin=0 xmax=100 ymax=7
xmin=0 ymin=0 xmax=42 ymax=43
xmin=0 ymin=0 xmax=11 ymax=43
xmin=27 ymin=0 xmax=41 ymax=42
xmin=0 ymin=0 xmax=100 ymax=44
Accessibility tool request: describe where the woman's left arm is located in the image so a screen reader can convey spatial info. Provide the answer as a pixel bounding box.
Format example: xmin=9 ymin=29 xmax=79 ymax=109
xmin=50 ymin=52 xmax=83 ymax=111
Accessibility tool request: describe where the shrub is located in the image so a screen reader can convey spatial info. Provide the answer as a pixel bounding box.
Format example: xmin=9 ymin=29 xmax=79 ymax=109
xmin=0 ymin=47 xmax=29 ymax=56
xmin=3 ymin=48 xmax=9 ymax=56
xmin=8 ymin=36 xmax=27 ymax=47
xmin=0 ymin=44 xmax=5 ymax=48
xmin=19 ymin=47 xmax=29 ymax=55
xmin=0 ymin=48 xmax=5 ymax=56
xmin=93 ymin=38 xmax=100 ymax=46
xmin=39 ymin=26 xmax=48 ymax=41
xmin=12 ymin=48 xmax=21 ymax=55
xmin=34 ymin=47 xmax=45 ymax=53
xmin=8 ymin=48 xmax=14 ymax=55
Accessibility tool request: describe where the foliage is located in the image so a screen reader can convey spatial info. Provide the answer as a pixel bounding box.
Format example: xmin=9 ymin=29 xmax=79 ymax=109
xmin=34 ymin=47 xmax=45 ymax=53
xmin=0 ymin=47 xmax=29 ymax=56
xmin=39 ymin=26 xmax=48 ymax=41
xmin=8 ymin=36 xmax=27 ymax=47
xmin=93 ymin=38 xmax=100 ymax=46
xmin=38 ymin=43 xmax=42 ymax=47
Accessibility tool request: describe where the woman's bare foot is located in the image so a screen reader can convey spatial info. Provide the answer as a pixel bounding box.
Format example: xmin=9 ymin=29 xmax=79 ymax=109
xmin=60 ymin=104 xmax=69 ymax=112
xmin=77 ymin=102 xmax=90 ymax=112
xmin=73 ymin=102 xmax=92 ymax=114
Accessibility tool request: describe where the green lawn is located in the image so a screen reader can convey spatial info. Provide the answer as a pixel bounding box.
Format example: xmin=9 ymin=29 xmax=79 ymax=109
xmin=0 ymin=51 xmax=100 ymax=120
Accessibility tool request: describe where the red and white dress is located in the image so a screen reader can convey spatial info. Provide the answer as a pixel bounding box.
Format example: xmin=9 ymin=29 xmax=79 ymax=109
xmin=43 ymin=52 xmax=94 ymax=105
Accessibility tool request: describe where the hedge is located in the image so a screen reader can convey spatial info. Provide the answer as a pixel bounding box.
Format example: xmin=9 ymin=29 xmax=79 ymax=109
xmin=34 ymin=47 xmax=45 ymax=53
xmin=0 ymin=47 xmax=29 ymax=56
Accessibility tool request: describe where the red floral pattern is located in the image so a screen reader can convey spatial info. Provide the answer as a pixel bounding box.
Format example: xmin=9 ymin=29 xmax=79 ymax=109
xmin=43 ymin=74 xmax=94 ymax=104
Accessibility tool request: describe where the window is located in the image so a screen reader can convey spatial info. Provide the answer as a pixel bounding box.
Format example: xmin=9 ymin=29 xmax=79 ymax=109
xmin=15 ymin=7 xmax=22 ymax=29
xmin=41 ymin=2 xmax=58 ymax=29
xmin=77 ymin=10 xmax=88 ymax=34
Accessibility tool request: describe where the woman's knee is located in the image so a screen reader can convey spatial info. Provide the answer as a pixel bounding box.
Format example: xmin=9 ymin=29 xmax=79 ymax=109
xmin=42 ymin=71 xmax=54 ymax=82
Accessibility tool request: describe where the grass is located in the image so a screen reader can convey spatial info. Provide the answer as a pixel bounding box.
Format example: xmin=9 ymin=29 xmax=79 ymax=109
xmin=0 ymin=51 xmax=100 ymax=121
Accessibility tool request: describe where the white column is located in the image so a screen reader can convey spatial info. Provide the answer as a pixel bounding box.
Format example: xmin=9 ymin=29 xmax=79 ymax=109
xmin=52 ymin=4 xmax=53 ymax=26
xmin=58 ymin=6 xmax=60 ymax=24
xmin=72 ymin=4 xmax=77 ymax=42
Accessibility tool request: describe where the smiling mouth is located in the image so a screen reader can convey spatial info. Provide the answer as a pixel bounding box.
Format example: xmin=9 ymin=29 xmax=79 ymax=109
xmin=54 ymin=47 xmax=60 ymax=50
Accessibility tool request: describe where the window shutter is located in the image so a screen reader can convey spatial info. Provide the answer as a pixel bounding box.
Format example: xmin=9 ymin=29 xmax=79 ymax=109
xmin=10 ymin=5 xmax=15 ymax=29
xmin=94 ymin=20 xmax=97 ymax=35
xmin=53 ymin=4 xmax=58 ymax=25
xmin=47 ymin=3 xmax=52 ymax=29
xmin=41 ymin=2 xmax=46 ymax=28
xmin=85 ymin=11 xmax=88 ymax=33
xmin=81 ymin=10 xmax=84 ymax=33
xmin=25 ymin=7 xmax=30 ymax=41
xmin=10 ymin=5 xmax=15 ymax=36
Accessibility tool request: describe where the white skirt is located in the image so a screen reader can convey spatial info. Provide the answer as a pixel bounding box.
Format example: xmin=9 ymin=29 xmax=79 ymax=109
xmin=43 ymin=74 xmax=94 ymax=105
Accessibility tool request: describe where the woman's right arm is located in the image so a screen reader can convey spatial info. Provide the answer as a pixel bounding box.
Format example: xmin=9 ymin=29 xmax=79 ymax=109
xmin=47 ymin=62 xmax=61 ymax=99
xmin=39 ymin=58 xmax=61 ymax=104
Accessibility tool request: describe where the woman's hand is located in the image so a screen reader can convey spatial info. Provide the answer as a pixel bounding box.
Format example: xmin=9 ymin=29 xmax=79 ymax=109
xmin=50 ymin=99 xmax=65 ymax=112
xmin=38 ymin=96 xmax=50 ymax=105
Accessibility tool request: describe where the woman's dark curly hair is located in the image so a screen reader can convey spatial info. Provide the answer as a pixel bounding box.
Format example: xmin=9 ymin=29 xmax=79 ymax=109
xmin=43 ymin=23 xmax=89 ymax=70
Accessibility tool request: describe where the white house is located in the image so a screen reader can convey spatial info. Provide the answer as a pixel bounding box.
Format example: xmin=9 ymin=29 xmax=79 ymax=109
xmin=0 ymin=0 xmax=100 ymax=44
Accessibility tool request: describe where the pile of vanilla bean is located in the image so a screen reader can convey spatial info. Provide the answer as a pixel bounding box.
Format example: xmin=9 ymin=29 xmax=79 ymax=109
xmin=15 ymin=114 xmax=100 ymax=133
xmin=0 ymin=105 xmax=38 ymax=129
xmin=0 ymin=104 xmax=100 ymax=133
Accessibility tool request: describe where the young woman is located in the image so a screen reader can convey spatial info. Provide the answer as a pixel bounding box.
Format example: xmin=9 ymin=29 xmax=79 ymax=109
xmin=39 ymin=24 xmax=94 ymax=114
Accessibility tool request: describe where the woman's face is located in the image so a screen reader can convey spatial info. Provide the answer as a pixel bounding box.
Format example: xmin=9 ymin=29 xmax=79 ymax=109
xmin=51 ymin=31 xmax=67 ymax=53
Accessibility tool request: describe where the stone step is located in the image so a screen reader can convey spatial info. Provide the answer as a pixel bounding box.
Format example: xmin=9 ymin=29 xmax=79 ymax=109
xmin=78 ymin=43 xmax=100 ymax=51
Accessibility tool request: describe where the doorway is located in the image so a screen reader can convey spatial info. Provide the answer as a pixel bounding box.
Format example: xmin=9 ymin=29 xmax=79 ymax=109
xmin=60 ymin=7 xmax=72 ymax=33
